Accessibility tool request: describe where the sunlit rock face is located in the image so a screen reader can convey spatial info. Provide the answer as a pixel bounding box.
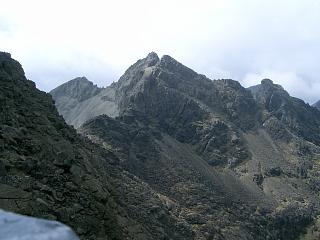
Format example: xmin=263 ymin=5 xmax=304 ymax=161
xmin=0 ymin=209 xmax=79 ymax=240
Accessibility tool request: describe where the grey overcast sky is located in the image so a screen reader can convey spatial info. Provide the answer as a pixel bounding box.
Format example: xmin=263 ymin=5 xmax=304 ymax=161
xmin=1 ymin=0 xmax=320 ymax=104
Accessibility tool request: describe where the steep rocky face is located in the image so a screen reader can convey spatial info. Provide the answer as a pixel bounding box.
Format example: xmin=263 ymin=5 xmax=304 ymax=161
xmin=0 ymin=52 xmax=202 ymax=240
xmin=73 ymin=53 xmax=320 ymax=239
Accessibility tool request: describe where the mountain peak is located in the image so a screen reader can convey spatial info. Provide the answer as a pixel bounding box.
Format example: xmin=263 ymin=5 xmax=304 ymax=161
xmin=261 ymin=79 xmax=284 ymax=91
xmin=261 ymin=78 xmax=273 ymax=85
xmin=50 ymin=76 xmax=102 ymax=102
xmin=144 ymin=52 xmax=159 ymax=67
xmin=160 ymin=54 xmax=180 ymax=65
xmin=70 ymin=76 xmax=90 ymax=83
xmin=249 ymin=79 xmax=284 ymax=97
xmin=146 ymin=51 xmax=159 ymax=60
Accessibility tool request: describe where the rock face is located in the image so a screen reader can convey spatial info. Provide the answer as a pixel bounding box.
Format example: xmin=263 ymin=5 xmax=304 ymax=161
xmin=0 ymin=209 xmax=79 ymax=240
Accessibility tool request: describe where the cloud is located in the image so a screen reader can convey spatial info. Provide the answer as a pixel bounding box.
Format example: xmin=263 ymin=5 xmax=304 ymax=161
xmin=0 ymin=0 xmax=320 ymax=103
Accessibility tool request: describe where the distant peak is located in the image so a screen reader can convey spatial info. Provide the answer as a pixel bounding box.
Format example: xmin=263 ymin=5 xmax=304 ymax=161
xmin=159 ymin=54 xmax=182 ymax=67
xmin=160 ymin=54 xmax=176 ymax=63
xmin=261 ymin=79 xmax=273 ymax=85
xmin=158 ymin=54 xmax=198 ymax=78
xmin=50 ymin=76 xmax=102 ymax=102
xmin=145 ymin=52 xmax=159 ymax=67
xmin=69 ymin=76 xmax=91 ymax=84
xmin=259 ymin=79 xmax=284 ymax=91
xmin=146 ymin=52 xmax=159 ymax=60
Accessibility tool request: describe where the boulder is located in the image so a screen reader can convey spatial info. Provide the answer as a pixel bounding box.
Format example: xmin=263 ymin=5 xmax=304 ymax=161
xmin=0 ymin=209 xmax=79 ymax=240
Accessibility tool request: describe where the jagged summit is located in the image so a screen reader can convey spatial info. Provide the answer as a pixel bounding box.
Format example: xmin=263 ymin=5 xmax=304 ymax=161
xmin=69 ymin=76 xmax=91 ymax=83
xmin=249 ymin=79 xmax=288 ymax=104
xmin=249 ymin=78 xmax=285 ymax=96
xmin=144 ymin=52 xmax=181 ymax=67
xmin=145 ymin=51 xmax=159 ymax=66
xmin=160 ymin=54 xmax=178 ymax=63
xmin=130 ymin=52 xmax=193 ymax=74
xmin=261 ymin=78 xmax=273 ymax=85
xmin=50 ymin=76 xmax=102 ymax=102
xmin=49 ymin=75 xmax=118 ymax=127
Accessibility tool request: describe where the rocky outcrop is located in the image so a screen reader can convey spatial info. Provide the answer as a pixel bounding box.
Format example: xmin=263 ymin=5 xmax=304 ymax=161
xmin=50 ymin=77 xmax=102 ymax=102
xmin=0 ymin=209 xmax=79 ymax=240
